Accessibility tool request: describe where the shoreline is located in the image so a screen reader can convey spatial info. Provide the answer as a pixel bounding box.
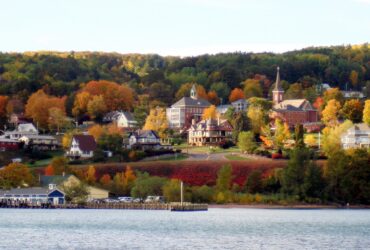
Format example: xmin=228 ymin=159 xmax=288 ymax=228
xmin=209 ymin=204 xmax=370 ymax=209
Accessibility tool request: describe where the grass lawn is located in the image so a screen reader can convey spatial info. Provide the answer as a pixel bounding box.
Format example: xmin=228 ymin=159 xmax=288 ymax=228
xmin=224 ymin=154 xmax=250 ymax=161
xmin=156 ymin=153 xmax=188 ymax=161
xmin=27 ymin=150 xmax=64 ymax=167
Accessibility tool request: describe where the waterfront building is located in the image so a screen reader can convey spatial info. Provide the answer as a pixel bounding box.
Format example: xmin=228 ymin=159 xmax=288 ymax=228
xmin=188 ymin=118 xmax=233 ymax=146
xmin=166 ymin=84 xmax=211 ymax=130
xmin=40 ymin=175 xmax=109 ymax=200
xmin=341 ymin=123 xmax=370 ymax=149
xmin=0 ymin=186 xmax=65 ymax=205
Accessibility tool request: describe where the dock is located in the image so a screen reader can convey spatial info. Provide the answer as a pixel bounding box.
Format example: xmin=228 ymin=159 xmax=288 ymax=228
xmin=0 ymin=201 xmax=208 ymax=211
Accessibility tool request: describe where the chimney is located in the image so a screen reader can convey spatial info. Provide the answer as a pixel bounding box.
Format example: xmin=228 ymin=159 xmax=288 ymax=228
xmin=191 ymin=119 xmax=196 ymax=125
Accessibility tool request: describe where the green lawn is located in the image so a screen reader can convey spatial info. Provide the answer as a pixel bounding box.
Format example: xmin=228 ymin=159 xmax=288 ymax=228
xmin=157 ymin=153 xmax=188 ymax=161
xmin=175 ymin=144 xmax=240 ymax=154
xmin=225 ymin=154 xmax=250 ymax=161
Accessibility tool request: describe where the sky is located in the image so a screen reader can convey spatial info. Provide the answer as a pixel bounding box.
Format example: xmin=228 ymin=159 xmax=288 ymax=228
xmin=1 ymin=0 xmax=370 ymax=56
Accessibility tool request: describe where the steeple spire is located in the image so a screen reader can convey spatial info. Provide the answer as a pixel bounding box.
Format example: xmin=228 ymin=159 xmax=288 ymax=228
xmin=272 ymin=66 xmax=284 ymax=104
xmin=190 ymin=84 xmax=197 ymax=99
xmin=274 ymin=66 xmax=283 ymax=91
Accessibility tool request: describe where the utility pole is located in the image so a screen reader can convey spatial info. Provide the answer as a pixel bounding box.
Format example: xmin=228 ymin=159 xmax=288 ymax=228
xmin=180 ymin=181 xmax=183 ymax=206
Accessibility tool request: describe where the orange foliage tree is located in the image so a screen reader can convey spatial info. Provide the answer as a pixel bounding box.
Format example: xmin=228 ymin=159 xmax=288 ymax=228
xmin=85 ymin=165 xmax=97 ymax=184
xmin=207 ymin=90 xmax=220 ymax=105
xmin=80 ymin=80 xmax=134 ymax=111
xmin=229 ymin=88 xmax=245 ymax=102
xmin=0 ymin=163 xmax=35 ymax=188
xmin=100 ymin=174 xmax=112 ymax=187
xmin=25 ymin=90 xmax=66 ymax=130
xmin=44 ymin=165 xmax=55 ymax=176
xmin=0 ymin=96 xmax=9 ymax=120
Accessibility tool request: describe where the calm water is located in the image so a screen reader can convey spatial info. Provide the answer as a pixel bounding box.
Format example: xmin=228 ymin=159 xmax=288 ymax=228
xmin=0 ymin=208 xmax=369 ymax=250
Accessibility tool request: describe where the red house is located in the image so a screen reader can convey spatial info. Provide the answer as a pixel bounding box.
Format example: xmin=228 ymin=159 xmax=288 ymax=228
xmin=270 ymin=67 xmax=319 ymax=131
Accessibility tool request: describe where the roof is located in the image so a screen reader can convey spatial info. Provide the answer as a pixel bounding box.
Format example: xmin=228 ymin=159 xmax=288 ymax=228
xmin=188 ymin=119 xmax=233 ymax=132
xmin=20 ymin=135 xmax=57 ymax=140
xmin=171 ymin=97 xmax=211 ymax=108
xmin=273 ymin=99 xmax=314 ymax=111
xmin=103 ymin=111 xmax=136 ymax=122
xmin=0 ymin=138 xmax=19 ymax=143
xmin=347 ymin=123 xmax=370 ymax=134
xmin=0 ymin=187 xmax=53 ymax=196
xmin=231 ymin=99 xmax=247 ymax=105
xmin=72 ymin=135 xmax=97 ymax=152
xmin=40 ymin=175 xmax=75 ymax=187
xmin=17 ymin=123 xmax=38 ymax=133
xmin=130 ymin=130 xmax=160 ymax=139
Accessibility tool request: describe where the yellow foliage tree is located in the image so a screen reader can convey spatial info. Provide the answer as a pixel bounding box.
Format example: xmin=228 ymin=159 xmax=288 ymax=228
xmin=363 ymin=100 xmax=370 ymax=125
xmin=202 ymin=105 xmax=218 ymax=120
xmin=48 ymin=107 xmax=68 ymax=132
xmin=88 ymin=124 xmax=105 ymax=141
xmin=274 ymin=119 xmax=291 ymax=149
xmin=72 ymin=91 xmax=91 ymax=117
xmin=305 ymin=134 xmax=317 ymax=147
xmin=322 ymin=99 xmax=341 ymax=127
xmin=85 ymin=165 xmax=96 ymax=184
xmin=243 ymin=79 xmax=263 ymax=98
xmin=87 ymin=95 xmax=107 ymax=121
xmin=143 ymin=107 xmax=169 ymax=138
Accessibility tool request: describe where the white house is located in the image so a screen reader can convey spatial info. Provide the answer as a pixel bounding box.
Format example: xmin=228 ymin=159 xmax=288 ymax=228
xmin=67 ymin=135 xmax=97 ymax=158
xmin=341 ymin=123 xmax=370 ymax=149
xmin=188 ymin=118 xmax=233 ymax=146
xmin=231 ymin=99 xmax=248 ymax=112
xmin=1 ymin=123 xmax=38 ymax=140
xmin=103 ymin=111 xmax=137 ymax=128
xmin=127 ymin=130 xmax=161 ymax=150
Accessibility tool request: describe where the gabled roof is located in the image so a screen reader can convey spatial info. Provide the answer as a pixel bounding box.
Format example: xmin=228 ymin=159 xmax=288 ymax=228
xmin=273 ymin=99 xmax=314 ymax=111
xmin=17 ymin=123 xmax=38 ymax=133
xmin=103 ymin=111 xmax=136 ymax=122
xmin=0 ymin=187 xmax=64 ymax=196
xmin=188 ymin=119 xmax=233 ymax=132
xmin=130 ymin=130 xmax=160 ymax=139
xmin=171 ymin=97 xmax=211 ymax=108
xmin=347 ymin=123 xmax=370 ymax=134
xmin=72 ymin=135 xmax=97 ymax=152
xmin=40 ymin=175 xmax=76 ymax=187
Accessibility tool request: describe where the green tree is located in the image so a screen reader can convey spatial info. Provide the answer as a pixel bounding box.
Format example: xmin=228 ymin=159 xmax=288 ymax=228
xmin=131 ymin=172 xmax=167 ymax=199
xmin=243 ymin=79 xmax=263 ymax=98
xmin=163 ymin=179 xmax=181 ymax=202
xmin=294 ymin=124 xmax=305 ymax=148
xmin=216 ymin=164 xmax=233 ymax=192
xmin=245 ymin=170 xmax=263 ymax=194
xmin=62 ymin=182 xmax=89 ymax=205
xmin=237 ymin=131 xmax=257 ymax=153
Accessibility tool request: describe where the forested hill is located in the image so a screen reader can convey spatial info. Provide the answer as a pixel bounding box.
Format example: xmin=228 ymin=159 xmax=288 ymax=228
xmin=0 ymin=44 xmax=369 ymax=106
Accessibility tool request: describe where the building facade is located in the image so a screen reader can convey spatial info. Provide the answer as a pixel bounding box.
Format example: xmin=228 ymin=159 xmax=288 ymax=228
xmin=341 ymin=123 xmax=370 ymax=149
xmin=167 ymin=84 xmax=211 ymax=130
xmin=188 ymin=118 xmax=233 ymax=146
xmin=103 ymin=111 xmax=137 ymax=129
xmin=67 ymin=135 xmax=97 ymax=158
xmin=126 ymin=130 xmax=162 ymax=150
xmin=0 ymin=187 xmax=65 ymax=205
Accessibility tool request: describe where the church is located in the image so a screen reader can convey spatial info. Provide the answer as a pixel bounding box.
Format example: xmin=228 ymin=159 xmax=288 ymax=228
xmin=270 ymin=67 xmax=319 ymax=131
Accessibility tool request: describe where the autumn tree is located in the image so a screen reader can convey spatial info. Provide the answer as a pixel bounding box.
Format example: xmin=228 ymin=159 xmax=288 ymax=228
xmin=175 ymin=83 xmax=208 ymax=100
xmin=323 ymin=88 xmax=344 ymax=105
xmin=85 ymin=165 xmax=96 ymax=184
xmin=247 ymin=105 xmax=268 ymax=134
xmin=44 ymin=165 xmax=55 ymax=176
xmin=243 ymin=79 xmax=263 ymax=98
xmin=305 ymin=134 xmax=317 ymax=147
xmin=48 ymin=107 xmax=68 ymax=132
xmin=363 ymin=100 xmax=370 ymax=125
xmin=99 ymin=174 xmax=112 ymax=188
xmin=274 ymin=119 xmax=291 ymax=149
xmin=313 ymin=97 xmax=325 ymax=114
xmin=0 ymin=163 xmax=35 ymax=188
xmin=25 ymin=90 xmax=66 ymax=130
xmin=321 ymin=120 xmax=353 ymax=157
xmin=72 ymin=91 xmax=91 ymax=117
xmin=238 ymin=131 xmax=257 ymax=153
xmin=50 ymin=156 xmax=69 ymax=175
xmin=322 ymin=99 xmax=341 ymax=127
xmin=349 ymin=70 xmax=358 ymax=87
xmin=207 ymin=90 xmax=220 ymax=105
xmin=87 ymin=95 xmax=107 ymax=121
xmin=0 ymin=95 xmax=9 ymax=127
xmin=229 ymin=88 xmax=245 ymax=102
xmin=284 ymin=83 xmax=303 ymax=99
xmin=202 ymin=105 xmax=218 ymax=120
xmin=88 ymin=124 xmax=105 ymax=141
xmin=143 ymin=107 xmax=168 ymax=138
xmin=341 ymin=99 xmax=363 ymax=123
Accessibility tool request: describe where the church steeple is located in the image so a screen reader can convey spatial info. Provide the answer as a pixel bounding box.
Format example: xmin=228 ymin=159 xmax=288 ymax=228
xmin=272 ymin=66 xmax=284 ymax=104
xmin=190 ymin=84 xmax=197 ymax=99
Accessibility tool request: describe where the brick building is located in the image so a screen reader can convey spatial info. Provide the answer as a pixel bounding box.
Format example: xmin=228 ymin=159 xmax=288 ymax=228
xmin=270 ymin=67 xmax=319 ymax=130
xmin=166 ymin=84 xmax=211 ymax=130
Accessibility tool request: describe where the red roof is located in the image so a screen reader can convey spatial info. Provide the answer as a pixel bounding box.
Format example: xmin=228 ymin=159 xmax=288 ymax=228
xmin=73 ymin=135 xmax=97 ymax=152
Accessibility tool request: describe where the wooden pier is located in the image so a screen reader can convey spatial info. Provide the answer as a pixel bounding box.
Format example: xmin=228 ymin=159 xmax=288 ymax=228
xmin=0 ymin=201 xmax=208 ymax=211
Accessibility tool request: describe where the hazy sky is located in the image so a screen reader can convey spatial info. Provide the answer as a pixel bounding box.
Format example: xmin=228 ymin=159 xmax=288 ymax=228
xmin=1 ymin=0 xmax=369 ymax=56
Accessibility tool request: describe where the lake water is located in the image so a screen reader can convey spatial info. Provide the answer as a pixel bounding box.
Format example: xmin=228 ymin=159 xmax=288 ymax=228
xmin=0 ymin=208 xmax=369 ymax=249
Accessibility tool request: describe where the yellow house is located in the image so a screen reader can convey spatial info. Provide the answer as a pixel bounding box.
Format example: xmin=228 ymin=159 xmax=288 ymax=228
xmin=40 ymin=174 xmax=109 ymax=200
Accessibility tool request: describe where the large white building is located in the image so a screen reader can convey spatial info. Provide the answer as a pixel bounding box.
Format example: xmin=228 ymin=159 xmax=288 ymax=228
xmin=166 ymin=85 xmax=211 ymax=129
xmin=341 ymin=123 xmax=370 ymax=149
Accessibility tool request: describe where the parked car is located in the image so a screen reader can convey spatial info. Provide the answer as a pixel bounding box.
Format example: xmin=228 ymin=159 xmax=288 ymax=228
xmin=104 ymin=198 xmax=119 ymax=203
xmin=118 ymin=197 xmax=133 ymax=203
xmin=144 ymin=196 xmax=164 ymax=203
